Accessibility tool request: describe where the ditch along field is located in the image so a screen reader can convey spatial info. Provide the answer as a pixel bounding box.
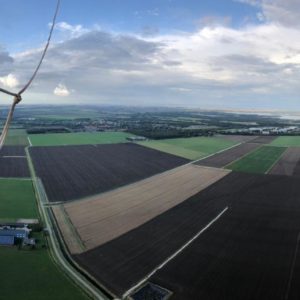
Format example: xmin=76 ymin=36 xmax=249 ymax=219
xmin=29 ymin=131 xmax=134 ymax=146
xmin=29 ymin=143 xmax=189 ymax=202
xmin=195 ymin=142 xmax=261 ymax=168
xmin=226 ymin=146 xmax=286 ymax=174
xmin=73 ymin=172 xmax=300 ymax=299
xmin=0 ymin=179 xmax=87 ymax=300
xmin=0 ymin=146 xmax=30 ymax=178
xmin=55 ymin=165 xmax=229 ymax=254
xmin=138 ymin=136 xmax=238 ymax=160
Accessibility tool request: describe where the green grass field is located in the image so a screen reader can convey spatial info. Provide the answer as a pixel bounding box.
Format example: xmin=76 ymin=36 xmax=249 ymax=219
xmin=4 ymin=129 xmax=29 ymax=146
xmin=0 ymin=178 xmax=87 ymax=299
xmin=271 ymin=136 xmax=300 ymax=147
xmin=139 ymin=137 xmax=238 ymax=160
xmin=0 ymin=179 xmax=38 ymax=219
xmin=0 ymin=246 xmax=87 ymax=300
xmin=227 ymin=146 xmax=286 ymax=174
xmin=29 ymin=131 xmax=134 ymax=146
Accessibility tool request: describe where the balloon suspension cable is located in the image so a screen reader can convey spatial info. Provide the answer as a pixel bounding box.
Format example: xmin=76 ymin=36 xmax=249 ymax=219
xmin=0 ymin=0 xmax=60 ymax=150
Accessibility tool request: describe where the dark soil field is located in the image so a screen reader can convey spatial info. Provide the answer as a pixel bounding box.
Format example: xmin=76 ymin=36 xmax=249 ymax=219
xmin=251 ymin=135 xmax=277 ymax=144
xmin=269 ymin=147 xmax=300 ymax=176
xmin=0 ymin=146 xmax=26 ymax=156
xmin=0 ymin=146 xmax=30 ymax=178
xmin=74 ymin=172 xmax=300 ymax=299
xmin=290 ymin=154 xmax=300 ymax=177
xmin=29 ymin=143 xmax=189 ymax=202
xmin=195 ymin=142 xmax=260 ymax=168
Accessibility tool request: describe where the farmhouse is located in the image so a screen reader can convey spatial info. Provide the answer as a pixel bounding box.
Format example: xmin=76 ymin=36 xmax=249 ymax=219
xmin=126 ymin=136 xmax=146 ymax=141
xmin=0 ymin=226 xmax=31 ymax=246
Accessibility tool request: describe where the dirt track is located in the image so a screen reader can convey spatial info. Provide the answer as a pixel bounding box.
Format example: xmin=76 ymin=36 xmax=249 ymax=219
xmin=65 ymin=165 xmax=230 ymax=250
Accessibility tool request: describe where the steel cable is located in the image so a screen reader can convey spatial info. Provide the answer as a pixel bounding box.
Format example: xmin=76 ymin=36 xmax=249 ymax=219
xmin=0 ymin=0 xmax=60 ymax=150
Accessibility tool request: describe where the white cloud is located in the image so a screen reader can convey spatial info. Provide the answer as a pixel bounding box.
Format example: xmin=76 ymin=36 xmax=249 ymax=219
xmin=2 ymin=17 xmax=300 ymax=109
xmin=0 ymin=74 xmax=19 ymax=89
xmin=53 ymin=83 xmax=70 ymax=96
xmin=238 ymin=0 xmax=300 ymax=27
xmin=54 ymin=22 xmax=89 ymax=39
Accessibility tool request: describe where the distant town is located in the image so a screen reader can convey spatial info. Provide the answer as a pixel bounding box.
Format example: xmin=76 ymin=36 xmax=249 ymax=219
xmin=2 ymin=105 xmax=300 ymax=139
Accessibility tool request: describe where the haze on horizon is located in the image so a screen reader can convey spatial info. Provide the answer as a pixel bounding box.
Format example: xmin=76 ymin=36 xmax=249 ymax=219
xmin=0 ymin=0 xmax=300 ymax=110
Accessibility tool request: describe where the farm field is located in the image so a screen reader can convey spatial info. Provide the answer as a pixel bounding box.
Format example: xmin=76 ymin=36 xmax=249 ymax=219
xmin=0 ymin=247 xmax=87 ymax=300
xmin=215 ymin=134 xmax=258 ymax=143
xmin=29 ymin=143 xmax=188 ymax=202
xmin=61 ymin=165 xmax=229 ymax=252
xmin=74 ymin=172 xmax=300 ymax=299
xmin=250 ymin=135 xmax=277 ymax=144
xmin=271 ymin=136 xmax=300 ymax=147
xmin=29 ymin=131 xmax=134 ymax=146
xmin=0 ymin=179 xmax=88 ymax=299
xmin=0 ymin=146 xmax=30 ymax=178
xmin=4 ymin=129 xmax=29 ymax=146
xmin=196 ymin=142 xmax=260 ymax=168
xmin=151 ymin=172 xmax=300 ymax=300
xmin=227 ymin=146 xmax=286 ymax=174
xmin=269 ymin=147 xmax=300 ymax=176
xmin=0 ymin=179 xmax=38 ymax=219
xmin=139 ymin=136 xmax=238 ymax=160
xmin=0 ymin=145 xmax=26 ymax=156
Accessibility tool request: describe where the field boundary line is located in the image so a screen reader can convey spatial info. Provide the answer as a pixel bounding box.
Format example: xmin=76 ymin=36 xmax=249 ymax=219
xmin=25 ymin=147 xmax=110 ymax=300
xmin=223 ymin=144 xmax=264 ymax=169
xmin=0 ymin=177 xmax=31 ymax=180
xmin=122 ymin=206 xmax=229 ymax=299
xmin=285 ymin=232 xmax=300 ymax=300
xmin=27 ymin=136 xmax=32 ymax=146
xmin=192 ymin=142 xmax=242 ymax=164
xmin=265 ymin=147 xmax=288 ymax=175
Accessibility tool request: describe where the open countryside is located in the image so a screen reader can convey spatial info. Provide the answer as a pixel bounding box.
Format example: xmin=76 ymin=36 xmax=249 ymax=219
xmin=3 ymin=0 xmax=300 ymax=299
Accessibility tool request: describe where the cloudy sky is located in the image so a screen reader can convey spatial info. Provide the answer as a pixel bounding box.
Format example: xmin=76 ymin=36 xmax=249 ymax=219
xmin=1 ymin=0 xmax=300 ymax=110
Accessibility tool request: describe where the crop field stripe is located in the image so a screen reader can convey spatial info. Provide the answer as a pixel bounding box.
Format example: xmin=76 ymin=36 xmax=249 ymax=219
xmin=226 ymin=146 xmax=286 ymax=174
xmin=271 ymin=136 xmax=300 ymax=147
xmin=123 ymin=206 xmax=228 ymax=299
xmin=196 ymin=143 xmax=262 ymax=168
xmin=265 ymin=147 xmax=288 ymax=174
xmin=222 ymin=144 xmax=263 ymax=169
xmin=193 ymin=142 xmax=242 ymax=164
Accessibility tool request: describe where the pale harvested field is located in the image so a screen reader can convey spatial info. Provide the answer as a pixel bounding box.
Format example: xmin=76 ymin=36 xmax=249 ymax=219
xmin=64 ymin=165 xmax=230 ymax=250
